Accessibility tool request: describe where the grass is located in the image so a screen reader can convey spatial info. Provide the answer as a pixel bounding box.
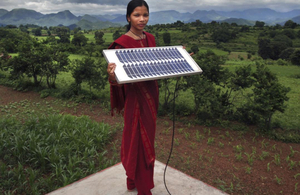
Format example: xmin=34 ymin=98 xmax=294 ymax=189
xmin=84 ymin=33 xmax=96 ymax=43
xmin=103 ymin=32 xmax=114 ymax=43
xmin=0 ymin=106 xmax=117 ymax=194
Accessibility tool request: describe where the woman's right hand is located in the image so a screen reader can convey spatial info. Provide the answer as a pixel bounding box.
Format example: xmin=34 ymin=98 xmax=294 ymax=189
xmin=107 ymin=63 xmax=117 ymax=83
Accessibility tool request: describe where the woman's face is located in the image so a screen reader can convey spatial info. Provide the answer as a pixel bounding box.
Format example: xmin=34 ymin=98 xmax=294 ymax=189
xmin=127 ymin=5 xmax=149 ymax=32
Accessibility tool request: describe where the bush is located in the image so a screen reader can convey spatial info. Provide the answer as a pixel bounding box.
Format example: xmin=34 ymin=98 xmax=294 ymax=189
xmin=290 ymin=50 xmax=300 ymax=66
xmin=40 ymin=89 xmax=51 ymax=98
xmin=279 ymin=48 xmax=295 ymax=60
xmin=276 ymin=59 xmax=288 ymax=66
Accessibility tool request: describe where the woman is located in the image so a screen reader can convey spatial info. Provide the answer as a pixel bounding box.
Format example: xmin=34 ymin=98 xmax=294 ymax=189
xmin=107 ymin=1 xmax=158 ymax=195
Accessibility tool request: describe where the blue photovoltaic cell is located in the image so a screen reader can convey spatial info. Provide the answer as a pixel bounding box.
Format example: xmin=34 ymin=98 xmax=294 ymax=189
xmin=115 ymin=48 xmax=194 ymax=79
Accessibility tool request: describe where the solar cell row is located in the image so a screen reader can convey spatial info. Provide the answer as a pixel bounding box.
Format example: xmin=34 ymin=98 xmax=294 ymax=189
xmin=115 ymin=48 xmax=184 ymax=64
xmin=123 ymin=59 xmax=193 ymax=79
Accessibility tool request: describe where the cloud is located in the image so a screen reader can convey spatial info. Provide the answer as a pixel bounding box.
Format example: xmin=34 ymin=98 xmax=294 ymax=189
xmin=63 ymin=0 xmax=128 ymax=5
xmin=0 ymin=0 xmax=299 ymax=15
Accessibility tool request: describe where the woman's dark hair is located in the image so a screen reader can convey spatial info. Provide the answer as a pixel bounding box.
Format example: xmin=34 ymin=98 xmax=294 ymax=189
xmin=126 ymin=0 xmax=149 ymax=31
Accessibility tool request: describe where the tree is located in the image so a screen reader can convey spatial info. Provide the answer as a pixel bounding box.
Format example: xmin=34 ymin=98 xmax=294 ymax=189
xmin=191 ymin=20 xmax=203 ymax=27
xmin=33 ymin=27 xmax=42 ymax=36
xmin=258 ymin=35 xmax=292 ymax=60
xmin=113 ymin=30 xmax=121 ymax=40
xmin=290 ymin=50 xmax=300 ymax=66
xmin=71 ymin=33 xmax=88 ymax=47
xmin=251 ymin=64 xmax=290 ymax=129
xmin=55 ymin=27 xmax=70 ymax=44
xmin=162 ymin=32 xmax=171 ymax=45
xmin=173 ymin=20 xmax=184 ymax=27
xmin=19 ymin=25 xmax=28 ymax=33
xmin=8 ymin=39 xmax=44 ymax=85
xmin=195 ymin=50 xmax=228 ymax=85
xmin=73 ymin=27 xmax=81 ymax=34
xmin=0 ymin=47 xmax=11 ymax=70
xmin=183 ymin=50 xmax=232 ymax=122
xmin=0 ymin=28 xmax=31 ymax=53
xmin=8 ymin=38 xmax=69 ymax=88
xmin=284 ymin=20 xmax=297 ymax=29
xmin=279 ymin=48 xmax=295 ymax=60
xmin=240 ymin=26 xmax=250 ymax=32
xmin=59 ymin=34 xmax=70 ymax=44
xmin=190 ymin=45 xmax=199 ymax=54
xmin=71 ymin=57 xmax=106 ymax=93
xmin=211 ymin=28 xmax=232 ymax=43
xmin=41 ymin=46 xmax=70 ymax=88
xmin=282 ymin=29 xmax=296 ymax=39
xmin=95 ymin=31 xmax=105 ymax=45
xmin=254 ymin=21 xmax=265 ymax=28
xmin=230 ymin=65 xmax=254 ymax=90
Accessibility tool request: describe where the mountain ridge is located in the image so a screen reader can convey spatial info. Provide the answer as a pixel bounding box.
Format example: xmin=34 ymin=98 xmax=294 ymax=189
xmin=0 ymin=8 xmax=299 ymax=29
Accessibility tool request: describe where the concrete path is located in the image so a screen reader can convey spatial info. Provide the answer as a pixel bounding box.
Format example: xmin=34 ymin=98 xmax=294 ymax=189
xmin=47 ymin=160 xmax=227 ymax=195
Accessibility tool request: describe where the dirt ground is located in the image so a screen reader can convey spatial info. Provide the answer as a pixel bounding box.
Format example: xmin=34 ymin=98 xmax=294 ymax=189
xmin=1 ymin=85 xmax=300 ymax=195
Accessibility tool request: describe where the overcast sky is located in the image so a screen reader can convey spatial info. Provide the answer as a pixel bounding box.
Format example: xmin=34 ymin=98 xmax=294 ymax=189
xmin=0 ymin=0 xmax=300 ymax=16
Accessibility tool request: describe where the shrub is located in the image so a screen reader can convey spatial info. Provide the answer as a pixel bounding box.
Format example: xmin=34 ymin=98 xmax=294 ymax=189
xmin=290 ymin=50 xmax=300 ymax=66
xmin=276 ymin=59 xmax=288 ymax=66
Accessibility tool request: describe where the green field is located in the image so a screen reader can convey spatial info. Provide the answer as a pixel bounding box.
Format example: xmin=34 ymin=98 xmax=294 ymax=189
xmin=103 ymin=32 xmax=114 ymax=43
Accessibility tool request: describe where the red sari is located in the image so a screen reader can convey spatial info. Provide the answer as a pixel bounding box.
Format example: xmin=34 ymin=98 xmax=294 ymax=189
xmin=108 ymin=32 xmax=159 ymax=195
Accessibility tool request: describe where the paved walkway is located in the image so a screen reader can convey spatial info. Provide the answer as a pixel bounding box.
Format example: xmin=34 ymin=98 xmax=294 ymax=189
xmin=47 ymin=160 xmax=227 ymax=195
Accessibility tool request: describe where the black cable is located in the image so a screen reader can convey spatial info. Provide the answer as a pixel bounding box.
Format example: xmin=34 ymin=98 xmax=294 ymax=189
xmin=163 ymin=79 xmax=180 ymax=195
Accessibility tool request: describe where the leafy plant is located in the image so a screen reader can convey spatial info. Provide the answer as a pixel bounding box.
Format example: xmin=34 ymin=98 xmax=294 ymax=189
xmin=244 ymin=152 xmax=255 ymax=166
xmin=233 ymin=144 xmax=244 ymax=153
xmin=218 ymin=142 xmax=224 ymax=148
xmin=259 ymin=151 xmax=270 ymax=160
xmin=184 ymin=132 xmax=190 ymax=140
xmin=207 ymin=137 xmax=215 ymax=145
xmin=0 ymin=114 xmax=115 ymax=194
xmin=289 ymin=160 xmax=297 ymax=170
xmin=245 ymin=166 xmax=252 ymax=174
xmin=274 ymin=154 xmax=281 ymax=165
xmin=274 ymin=175 xmax=282 ymax=185
xmin=294 ymin=173 xmax=300 ymax=179
xmin=235 ymin=153 xmax=243 ymax=161
xmin=267 ymin=162 xmax=271 ymax=172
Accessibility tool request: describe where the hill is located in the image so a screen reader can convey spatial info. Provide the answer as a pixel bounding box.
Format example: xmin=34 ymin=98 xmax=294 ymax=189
xmin=0 ymin=9 xmax=121 ymax=29
xmin=0 ymin=9 xmax=8 ymax=17
xmin=291 ymin=15 xmax=300 ymax=24
xmin=0 ymin=8 xmax=43 ymax=25
xmin=38 ymin=10 xmax=79 ymax=26
xmin=221 ymin=18 xmax=256 ymax=26
xmin=0 ymin=8 xmax=299 ymax=28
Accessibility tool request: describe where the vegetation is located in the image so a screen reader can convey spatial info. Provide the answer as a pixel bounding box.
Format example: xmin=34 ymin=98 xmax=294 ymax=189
xmin=0 ymin=19 xmax=300 ymax=194
xmin=0 ymin=100 xmax=117 ymax=194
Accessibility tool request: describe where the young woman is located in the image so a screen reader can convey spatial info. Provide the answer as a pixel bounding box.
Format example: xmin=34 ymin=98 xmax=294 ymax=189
xmin=107 ymin=1 xmax=158 ymax=195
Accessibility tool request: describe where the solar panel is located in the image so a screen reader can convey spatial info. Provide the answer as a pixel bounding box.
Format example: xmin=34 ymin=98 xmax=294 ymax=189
xmin=103 ymin=46 xmax=203 ymax=84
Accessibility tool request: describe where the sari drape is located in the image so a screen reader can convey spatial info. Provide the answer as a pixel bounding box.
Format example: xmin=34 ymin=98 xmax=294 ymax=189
xmin=108 ymin=32 xmax=158 ymax=194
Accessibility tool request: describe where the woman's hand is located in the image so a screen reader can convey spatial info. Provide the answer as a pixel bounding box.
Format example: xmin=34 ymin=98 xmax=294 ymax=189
xmin=107 ymin=62 xmax=117 ymax=83
xmin=183 ymin=46 xmax=194 ymax=56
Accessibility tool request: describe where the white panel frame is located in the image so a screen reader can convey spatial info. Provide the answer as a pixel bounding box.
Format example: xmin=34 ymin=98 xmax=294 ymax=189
xmin=103 ymin=45 xmax=202 ymax=84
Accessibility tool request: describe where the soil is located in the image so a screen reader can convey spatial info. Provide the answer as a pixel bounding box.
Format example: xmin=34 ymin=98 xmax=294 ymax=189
xmin=0 ymin=85 xmax=299 ymax=195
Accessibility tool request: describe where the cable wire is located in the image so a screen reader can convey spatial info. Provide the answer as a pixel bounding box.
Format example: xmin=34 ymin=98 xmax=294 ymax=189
xmin=163 ymin=79 xmax=180 ymax=195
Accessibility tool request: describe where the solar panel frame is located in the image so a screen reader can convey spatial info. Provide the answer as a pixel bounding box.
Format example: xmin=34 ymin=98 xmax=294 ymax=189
xmin=103 ymin=45 xmax=203 ymax=84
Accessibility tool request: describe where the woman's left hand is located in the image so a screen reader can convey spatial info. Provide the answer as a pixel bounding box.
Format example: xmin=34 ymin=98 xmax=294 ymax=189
xmin=183 ymin=46 xmax=194 ymax=56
